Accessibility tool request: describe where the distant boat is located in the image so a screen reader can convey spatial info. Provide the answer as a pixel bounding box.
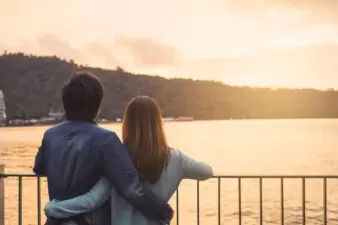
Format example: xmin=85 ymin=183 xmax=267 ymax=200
xmin=175 ymin=116 xmax=194 ymax=121
xmin=99 ymin=118 xmax=108 ymax=123
xmin=163 ymin=117 xmax=174 ymax=122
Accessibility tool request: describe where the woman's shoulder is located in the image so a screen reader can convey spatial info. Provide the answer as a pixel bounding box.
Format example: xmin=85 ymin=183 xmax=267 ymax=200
xmin=169 ymin=149 xmax=189 ymax=165
xmin=169 ymin=148 xmax=182 ymax=158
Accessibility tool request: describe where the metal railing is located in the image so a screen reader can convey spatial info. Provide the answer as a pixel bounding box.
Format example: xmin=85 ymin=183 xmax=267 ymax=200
xmin=1 ymin=174 xmax=337 ymax=225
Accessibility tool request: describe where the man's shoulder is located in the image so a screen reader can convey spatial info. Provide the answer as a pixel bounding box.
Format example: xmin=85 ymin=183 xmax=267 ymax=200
xmin=43 ymin=122 xmax=119 ymax=146
xmin=90 ymin=125 xmax=117 ymax=138
xmin=43 ymin=121 xmax=67 ymax=136
xmin=91 ymin=127 xmax=120 ymax=148
xmin=44 ymin=121 xmax=115 ymax=136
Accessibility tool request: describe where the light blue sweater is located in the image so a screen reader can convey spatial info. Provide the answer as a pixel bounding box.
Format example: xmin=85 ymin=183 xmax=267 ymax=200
xmin=44 ymin=150 xmax=213 ymax=225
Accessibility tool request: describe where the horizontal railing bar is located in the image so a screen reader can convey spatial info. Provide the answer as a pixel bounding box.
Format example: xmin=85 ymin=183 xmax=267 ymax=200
xmin=214 ymin=175 xmax=338 ymax=178
xmin=0 ymin=173 xmax=335 ymax=225
xmin=2 ymin=174 xmax=338 ymax=178
xmin=0 ymin=174 xmax=43 ymax=178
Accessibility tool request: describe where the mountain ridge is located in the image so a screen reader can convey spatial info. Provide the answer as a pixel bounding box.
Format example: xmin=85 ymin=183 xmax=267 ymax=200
xmin=1 ymin=52 xmax=338 ymax=120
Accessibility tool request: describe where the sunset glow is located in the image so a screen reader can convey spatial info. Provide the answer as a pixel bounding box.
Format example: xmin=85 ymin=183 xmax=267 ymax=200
xmin=1 ymin=0 xmax=338 ymax=89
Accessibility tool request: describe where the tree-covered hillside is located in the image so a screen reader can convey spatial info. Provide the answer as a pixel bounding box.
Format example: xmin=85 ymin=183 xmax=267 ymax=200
xmin=1 ymin=53 xmax=338 ymax=120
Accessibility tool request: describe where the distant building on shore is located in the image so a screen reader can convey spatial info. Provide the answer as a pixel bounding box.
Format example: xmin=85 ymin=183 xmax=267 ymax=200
xmin=48 ymin=108 xmax=64 ymax=120
xmin=0 ymin=90 xmax=6 ymax=125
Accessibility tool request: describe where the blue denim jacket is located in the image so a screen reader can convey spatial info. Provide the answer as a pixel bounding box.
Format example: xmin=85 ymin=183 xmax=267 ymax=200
xmin=44 ymin=150 xmax=214 ymax=225
xmin=33 ymin=121 xmax=173 ymax=224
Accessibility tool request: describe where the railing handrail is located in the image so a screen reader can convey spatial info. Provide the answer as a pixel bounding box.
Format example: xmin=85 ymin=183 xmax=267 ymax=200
xmin=2 ymin=173 xmax=338 ymax=178
xmin=1 ymin=172 xmax=336 ymax=225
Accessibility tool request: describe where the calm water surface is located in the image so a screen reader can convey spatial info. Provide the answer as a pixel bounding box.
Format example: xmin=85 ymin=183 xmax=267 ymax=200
xmin=1 ymin=119 xmax=338 ymax=225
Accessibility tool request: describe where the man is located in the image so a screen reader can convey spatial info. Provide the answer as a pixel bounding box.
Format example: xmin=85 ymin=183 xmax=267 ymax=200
xmin=33 ymin=72 xmax=173 ymax=224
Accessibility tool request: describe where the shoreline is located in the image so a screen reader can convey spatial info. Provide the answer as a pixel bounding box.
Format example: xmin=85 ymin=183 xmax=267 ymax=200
xmin=1 ymin=117 xmax=338 ymax=128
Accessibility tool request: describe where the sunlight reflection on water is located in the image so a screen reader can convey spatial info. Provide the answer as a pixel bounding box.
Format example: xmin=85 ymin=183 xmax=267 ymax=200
xmin=1 ymin=119 xmax=338 ymax=225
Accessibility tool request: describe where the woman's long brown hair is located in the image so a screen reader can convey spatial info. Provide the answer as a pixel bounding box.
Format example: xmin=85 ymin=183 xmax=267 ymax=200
xmin=122 ymin=96 xmax=170 ymax=184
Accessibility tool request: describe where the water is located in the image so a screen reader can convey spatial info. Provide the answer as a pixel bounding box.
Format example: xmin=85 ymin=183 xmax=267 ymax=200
xmin=1 ymin=119 xmax=338 ymax=225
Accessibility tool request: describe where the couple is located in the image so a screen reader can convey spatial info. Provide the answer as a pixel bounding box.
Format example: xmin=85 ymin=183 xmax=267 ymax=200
xmin=33 ymin=72 xmax=213 ymax=225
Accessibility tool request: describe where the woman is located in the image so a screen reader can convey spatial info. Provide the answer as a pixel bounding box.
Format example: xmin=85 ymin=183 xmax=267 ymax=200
xmin=44 ymin=96 xmax=213 ymax=225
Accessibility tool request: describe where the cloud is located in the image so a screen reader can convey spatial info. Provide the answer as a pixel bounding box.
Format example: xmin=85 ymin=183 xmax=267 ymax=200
xmin=263 ymin=0 xmax=338 ymax=24
xmin=220 ymin=0 xmax=338 ymax=27
xmin=114 ymin=36 xmax=181 ymax=68
xmin=85 ymin=43 xmax=120 ymax=68
xmin=277 ymin=0 xmax=338 ymax=24
xmin=0 ymin=34 xmax=89 ymax=65
xmin=37 ymin=34 xmax=88 ymax=63
xmin=1 ymin=0 xmax=338 ymax=89
xmin=1 ymin=33 xmax=181 ymax=70
xmin=85 ymin=36 xmax=181 ymax=69
xmin=0 ymin=29 xmax=182 ymax=69
xmin=168 ymin=44 xmax=338 ymax=89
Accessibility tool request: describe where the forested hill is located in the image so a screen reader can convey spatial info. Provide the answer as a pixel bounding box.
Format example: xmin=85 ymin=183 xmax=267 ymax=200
xmin=1 ymin=53 xmax=338 ymax=120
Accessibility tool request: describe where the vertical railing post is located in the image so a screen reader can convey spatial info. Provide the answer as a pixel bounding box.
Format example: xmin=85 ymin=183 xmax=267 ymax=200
xmin=18 ymin=176 xmax=22 ymax=225
xmin=218 ymin=178 xmax=221 ymax=225
xmin=0 ymin=164 xmax=5 ymax=225
xmin=281 ymin=178 xmax=284 ymax=225
xmin=37 ymin=177 xmax=41 ymax=225
xmin=323 ymin=178 xmax=327 ymax=225
xmin=302 ymin=178 xmax=306 ymax=225
xmin=238 ymin=178 xmax=242 ymax=225
xmin=176 ymin=188 xmax=179 ymax=225
xmin=197 ymin=181 xmax=200 ymax=225
xmin=259 ymin=178 xmax=263 ymax=225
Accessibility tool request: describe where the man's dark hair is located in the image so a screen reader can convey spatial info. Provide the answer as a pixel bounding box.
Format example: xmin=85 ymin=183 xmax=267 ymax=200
xmin=62 ymin=72 xmax=103 ymax=122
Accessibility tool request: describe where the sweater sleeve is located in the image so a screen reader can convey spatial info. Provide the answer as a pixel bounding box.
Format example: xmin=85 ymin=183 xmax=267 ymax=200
xmin=178 ymin=150 xmax=214 ymax=180
xmin=44 ymin=176 xmax=111 ymax=218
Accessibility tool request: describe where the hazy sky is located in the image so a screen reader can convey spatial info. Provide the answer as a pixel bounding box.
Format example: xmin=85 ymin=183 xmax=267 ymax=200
xmin=1 ymin=0 xmax=338 ymax=89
